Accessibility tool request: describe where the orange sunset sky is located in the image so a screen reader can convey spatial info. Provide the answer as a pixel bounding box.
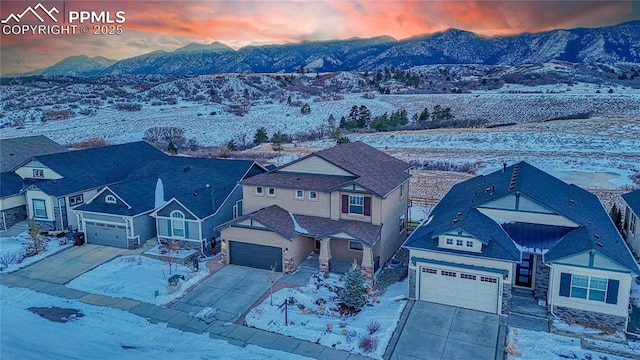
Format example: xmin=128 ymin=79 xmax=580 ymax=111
xmin=1 ymin=0 xmax=638 ymax=75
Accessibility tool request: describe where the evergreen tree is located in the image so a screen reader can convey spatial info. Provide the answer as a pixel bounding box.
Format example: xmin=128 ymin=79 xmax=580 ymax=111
xmin=253 ymin=127 xmax=269 ymax=145
xmin=270 ymin=131 xmax=287 ymax=152
xmin=327 ymin=114 xmax=336 ymax=133
xmin=167 ymin=141 xmax=178 ymax=154
xmin=340 ymin=261 xmax=367 ymax=309
xmin=226 ymin=139 xmax=238 ymax=151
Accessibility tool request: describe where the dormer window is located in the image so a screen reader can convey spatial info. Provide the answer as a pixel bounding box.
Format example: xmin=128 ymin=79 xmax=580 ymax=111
xmin=33 ymin=169 xmax=44 ymax=178
xmin=105 ymin=195 xmax=116 ymax=204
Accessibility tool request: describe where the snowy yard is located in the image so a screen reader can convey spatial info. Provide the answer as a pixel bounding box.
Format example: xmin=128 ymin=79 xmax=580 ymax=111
xmin=507 ymin=328 xmax=632 ymax=360
xmin=0 ymin=286 xmax=311 ymax=360
xmin=0 ymin=231 xmax=73 ymax=273
xmin=245 ymin=272 xmax=407 ymax=359
xmin=66 ymin=255 xmax=210 ymax=305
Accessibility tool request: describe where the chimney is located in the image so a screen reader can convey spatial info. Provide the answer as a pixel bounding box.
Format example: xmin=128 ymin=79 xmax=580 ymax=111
xmin=154 ymin=178 xmax=165 ymax=208
xmin=502 ymin=161 xmax=507 ymax=173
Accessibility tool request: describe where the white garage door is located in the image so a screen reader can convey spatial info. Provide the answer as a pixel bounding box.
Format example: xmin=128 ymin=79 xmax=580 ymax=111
xmin=419 ymin=266 xmax=499 ymax=313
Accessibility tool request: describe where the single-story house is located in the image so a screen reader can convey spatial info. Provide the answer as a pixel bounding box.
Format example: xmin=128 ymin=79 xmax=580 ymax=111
xmin=404 ymin=162 xmax=639 ymax=331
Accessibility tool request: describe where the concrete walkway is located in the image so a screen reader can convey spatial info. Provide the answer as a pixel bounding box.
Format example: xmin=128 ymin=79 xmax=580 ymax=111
xmin=0 ymin=220 xmax=29 ymax=238
xmin=0 ymin=246 xmax=370 ymax=360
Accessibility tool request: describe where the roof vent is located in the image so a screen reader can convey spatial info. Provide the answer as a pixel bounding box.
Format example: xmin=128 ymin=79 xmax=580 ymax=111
xmin=593 ymin=233 xmax=600 ymax=239
xmin=456 ymin=211 xmax=463 ymax=217
xmin=193 ymin=192 xmax=198 ymax=197
xmin=183 ymin=166 xmax=191 ymax=172
xmin=569 ymin=199 xmax=575 ymax=204
xmin=452 ymin=218 xmax=458 ymax=223
xmin=596 ymin=242 xmax=604 ymax=248
xmin=206 ymin=184 xmax=210 ymax=188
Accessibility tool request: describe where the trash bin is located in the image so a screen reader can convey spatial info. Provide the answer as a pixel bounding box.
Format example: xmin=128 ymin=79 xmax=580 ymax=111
xmin=73 ymin=232 xmax=85 ymax=246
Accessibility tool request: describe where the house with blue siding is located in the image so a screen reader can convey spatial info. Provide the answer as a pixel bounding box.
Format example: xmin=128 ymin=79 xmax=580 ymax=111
xmin=404 ymin=162 xmax=639 ymax=331
xmin=622 ymin=189 xmax=640 ymax=256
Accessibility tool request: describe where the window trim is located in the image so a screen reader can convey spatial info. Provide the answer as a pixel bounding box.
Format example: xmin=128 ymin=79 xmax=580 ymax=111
xmin=348 ymin=240 xmax=363 ymax=251
xmin=69 ymin=194 xmax=84 ymax=206
xmin=255 ymin=186 xmax=264 ymax=196
xmin=446 ymin=238 xmax=453 ymax=245
xmin=308 ymin=191 xmax=318 ymax=201
xmin=170 ymin=210 xmax=186 ymax=238
xmin=570 ymin=274 xmax=607 ymax=302
xmin=267 ymin=187 xmax=276 ymax=197
xmin=32 ymin=199 xmax=47 ymax=219
xmin=294 ymin=190 xmax=304 ymax=199
xmin=105 ymin=195 xmax=117 ymax=204
xmin=466 ymin=240 xmax=474 ymax=248
xmin=456 ymin=239 xmax=463 ymax=246
xmin=33 ymin=169 xmax=44 ymax=178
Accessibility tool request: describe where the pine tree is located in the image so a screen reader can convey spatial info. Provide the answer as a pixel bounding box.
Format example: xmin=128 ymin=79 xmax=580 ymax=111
xmin=253 ymin=127 xmax=268 ymax=145
xmin=271 ymin=131 xmax=287 ymax=152
xmin=340 ymin=261 xmax=367 ymax=309
xmin=167 ymin=141 xmax=178 ymax=154
xmin=227 ymin=139 xmax=238 ymax=151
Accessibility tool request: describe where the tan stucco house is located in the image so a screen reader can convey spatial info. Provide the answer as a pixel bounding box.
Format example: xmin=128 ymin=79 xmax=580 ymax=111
xmin=404 ymin=162 xmax=639 ymax=331
xmin=217 ymin=141 xmax=411 ymax=277
xmin=623 ymin=189 xmax=640 ymax=256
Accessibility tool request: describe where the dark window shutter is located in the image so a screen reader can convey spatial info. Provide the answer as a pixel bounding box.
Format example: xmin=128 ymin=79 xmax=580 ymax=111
xmin=184 ymin=221 xmax=190 ymax=238
xmin=167 ymin=219 xmax=172 ymax=237
xmin=342 ymin=195 xmax=348 ymax=213
xmin=606 ymin=279 xmax=619 ymax=304
xmin=364 ymin=196 xmax=371 ymax=216
xmin=559 ymin=273 xmax=571 ymax=297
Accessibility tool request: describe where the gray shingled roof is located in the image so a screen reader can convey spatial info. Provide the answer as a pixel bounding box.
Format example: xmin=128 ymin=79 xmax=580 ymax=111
xmin=405 ymin=162 xmax=639 ymax=273
xmin=78 ymin=157 xmax=262 ymax=218
xmin=221 ymin=205 xmax=381 ymax=246
xmin=245 ymin=142 xmax=410 ymax=198
xmin=29 ymin=141 xmax=166 ymax=196
xmin=0 ymin=172 xmax=24 ymax=198
xmin=623 ymin=189 xmax=640 ymax=216
xmin=0 ymin=135 xmax=68 ymax=172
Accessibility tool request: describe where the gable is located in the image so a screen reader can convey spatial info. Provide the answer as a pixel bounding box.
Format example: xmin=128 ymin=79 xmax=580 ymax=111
xmin=155 ymin=200 xmax=198 ymax=220
xmin=339 ymin=183 xmax=370 ymax=193
xmin=477 ymin=207 xmax=580 ymax=228
xmin=91 ymin=188 xmax=128 ymax=207
xmin=330 ymin=231 xmax=356 ymax=240
xmin=481 ymin=193 xmax=556 ymax=214
xmin=278 ymin=155 xmax=354 ymax=177
xmin=14 ymin=159 xmax=63 ymax=180
xmin=550 ymin=250 xmax=632 ymax=273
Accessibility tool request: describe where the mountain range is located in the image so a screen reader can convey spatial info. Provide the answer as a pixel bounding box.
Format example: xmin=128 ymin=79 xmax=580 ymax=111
xmin=15 ymin=21 xmax=640 ymax=77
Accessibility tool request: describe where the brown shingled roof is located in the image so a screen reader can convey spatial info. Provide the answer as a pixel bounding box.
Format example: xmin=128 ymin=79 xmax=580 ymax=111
xmin=242 ymin=172 xmax=353 ymax=191
xmin=226 ymin=205 xmax=381 ymax=246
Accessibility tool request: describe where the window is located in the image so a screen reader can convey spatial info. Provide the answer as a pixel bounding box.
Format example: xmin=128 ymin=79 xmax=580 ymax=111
xmin=446 ymin=238 xmax=453 ymax=245
xmin=422 ymin=267 xmax=437 ymax=274
xmin=461 ymin=273 xmax=476 ymax=280
xmin=105 ymin=195 xmax=116 ymax=204
xmin=630 ymin=215 xmax=636 ymax=234
xmin=33 ymin=169 xmax=44 ymax=178
xmin=267 ymin=187 xmax=276 ymax=197
xmin=481 ymin=276 xmax=497 ymax=283
xmin=233 ymin=200 xmax=243 ymax=219
xmin=255 ymin=186 xmax=263 ymax=196
xmin=69 ymin=194 xmax=84 ymax=206
xmin=456 ymin=239 xmax=463 ymax=246
xmin=399 ymin=184 xmax=404 ymax=200
xmin=466 ymin=240 xmax=474 ymax=248
xmin=295 ymin=190 xmax=304 ymax=199
xmin=571 ymin=275 xmax=607 ymax=302
xmin=308 ymin=191 xmax=318 ymax=201
xmin=170 ymin=211 xmax=185 ymax=237
xmin=32 ymin=199 xmax=47 ymax=218
xmin=349 ymin=195 xmax=364 ymax=215
xmin=349 ymin=240 xmax=363 ymax=251
xmin=441 ymin=271 xmax=456 ymax=277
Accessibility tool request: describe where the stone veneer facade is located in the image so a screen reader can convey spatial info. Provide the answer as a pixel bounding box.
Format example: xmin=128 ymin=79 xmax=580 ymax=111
xmin=553 ymin=306 xmax=627 ymax=332
xmin=501 ymin=283 xmax=512 ymax=315
xmin=408 ymin=268 xmax=416 ymax=299
xmin=534 ymin=255 xmax=549 ymax=302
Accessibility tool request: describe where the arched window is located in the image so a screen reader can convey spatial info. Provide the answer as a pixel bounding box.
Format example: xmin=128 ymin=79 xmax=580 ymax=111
xmin=105 ymin=195 xmax=116 ymax=204
xmin=170 ymin=210 xmax=185 ymax=237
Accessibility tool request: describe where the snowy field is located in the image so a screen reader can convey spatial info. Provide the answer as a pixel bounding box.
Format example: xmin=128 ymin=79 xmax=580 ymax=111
xmin=66 ymin=255 xmax=210 ymax=305
xmin=0 ymin=231 xmax=73 ymax=273
xmin=0 ymin=286 xmax=312 ymax=360
xmin=245 ymin=273 xmax=407 ymax=359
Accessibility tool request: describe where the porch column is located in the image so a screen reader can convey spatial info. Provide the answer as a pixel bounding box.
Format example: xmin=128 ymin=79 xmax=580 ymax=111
xmin=283 ymin=246 xmax=295 ymax=274
xmin=318 ymin=238 xmax=331 ymax=273
xmin=221 ymin=239 xmax=229 ymax=265
xmin=361 ymin=245 xmax=374 ymax=279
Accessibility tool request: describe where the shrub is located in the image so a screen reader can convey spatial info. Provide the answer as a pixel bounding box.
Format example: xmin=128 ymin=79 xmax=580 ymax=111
xmin=504 ymin=338 xmax=520 ymax=356
xmin=0 ymin=250 xmax=26 ymax=270
xmin=358 ymin=335 xmax=378 ymax=353
xmin=71 ymin=138 xmax=108 ymax=149
xmin=113 ymin=103 xmax=142 ymax=111
xmin=366 ymin=320 xmax=381 ymax=335
xmin=26 ymin=220 xmax=48 ymax=257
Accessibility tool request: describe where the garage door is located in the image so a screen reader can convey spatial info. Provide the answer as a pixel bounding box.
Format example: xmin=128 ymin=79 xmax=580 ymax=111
xmin=85 ymin=222 xmax=128 ymax=248
xmin=229 ymin=241 xmax=282 ymax=271
xmin=419 ymin=266 xmax=499 ymax=313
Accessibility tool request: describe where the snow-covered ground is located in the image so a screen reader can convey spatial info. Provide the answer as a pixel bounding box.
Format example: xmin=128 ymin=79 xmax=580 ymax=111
xmin=245 ymin=273 xmax=407 ymax=359
xmin=0 ymin=231 xmax=73 ymax=273
xmin=0 ymin=286 xmax=312 ymax=360
xmin=66 ymin=255 xmax=210 ymax=305
xmin=507 ymin=328 xmax=631 ymax=360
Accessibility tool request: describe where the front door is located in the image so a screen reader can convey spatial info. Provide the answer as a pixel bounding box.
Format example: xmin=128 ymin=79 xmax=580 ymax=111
xmin=515 ymin=253 xmax=534 ymax=288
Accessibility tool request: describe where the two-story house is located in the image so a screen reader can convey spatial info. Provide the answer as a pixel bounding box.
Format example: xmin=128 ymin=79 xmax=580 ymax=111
xmin=15 ymin=141 xmax=166 ymax=231
xmin=404 ymin=162 xmax=639 ymax=331
xmin=217 ymin=141 xmax=411 ymax=277
xmin=0 ymin=136 xmax=68 ymax=231
xmin=623 ymin=189 xmax=640 ymax=256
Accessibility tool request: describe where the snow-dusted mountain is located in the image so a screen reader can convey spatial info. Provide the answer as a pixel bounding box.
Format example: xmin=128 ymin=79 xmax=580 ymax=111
xmin=23 ymin=55 xmax=117 ymax=77
xmin=13 ymin=21 xmax=640 ymax=77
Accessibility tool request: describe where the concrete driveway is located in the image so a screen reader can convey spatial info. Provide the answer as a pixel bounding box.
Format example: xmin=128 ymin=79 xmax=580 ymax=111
xmin=13 ymin=244 xmax=126 ymax=284
xmin=171 ymin=265 xmax=281 ymax=322
xmin=390 ymin=301 xmax=501 ymax=360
